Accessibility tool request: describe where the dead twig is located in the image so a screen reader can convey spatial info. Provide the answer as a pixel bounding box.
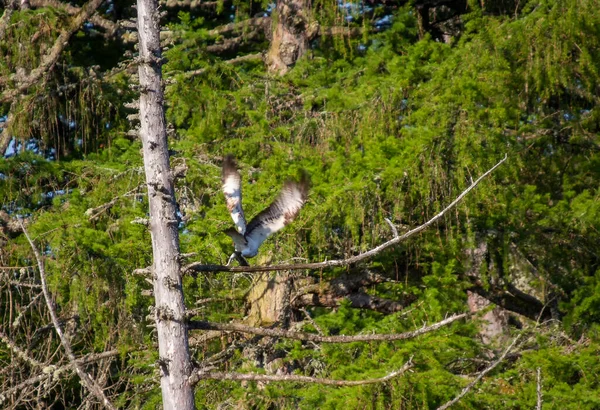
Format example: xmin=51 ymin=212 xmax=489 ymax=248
xmin=536 ymin=367 xmax=543 ymax=410
xmin=436 ymin=333 xmax=522 ymax=410
xmin=19 ymin=220 xmax=117 ymax=410
xmin=190 ymin=357 xmax=413 ymax=386
xmin=189 ymin=313 xmax=468 ymax=343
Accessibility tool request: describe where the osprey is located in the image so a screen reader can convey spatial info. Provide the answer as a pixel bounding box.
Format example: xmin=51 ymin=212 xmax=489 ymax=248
xmin=222 ymin=155 xmax=309 ymax=266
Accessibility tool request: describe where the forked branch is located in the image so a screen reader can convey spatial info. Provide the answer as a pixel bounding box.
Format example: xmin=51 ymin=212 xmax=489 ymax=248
xmin=185 ymin=155 xmax=507 ymax=274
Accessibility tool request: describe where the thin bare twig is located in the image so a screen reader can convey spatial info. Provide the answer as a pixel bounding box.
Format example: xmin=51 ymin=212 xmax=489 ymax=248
xmin=19 ymin=220 xmax=117 ymax=410
xmin=190 ymin=357 xmax=413 ymax=386
xmin=436 ymin=333 xmax=522 ymax=410
xmin=0 ymin=330 xmax=43 ymax=368
xmin=299 ymin=307 xmax=324 ymax=335
xmin=384 ymin=217 xmax=399 ymax=237
xmin=536 ymin=367 xmax=543 ymax=410
xmin=0 ymin=350 xmax=122 ymax=401
xmin=189 ymin=313 xmax=468 ymax=343
xmin=185 ymin=155 xmax=508 ymax=274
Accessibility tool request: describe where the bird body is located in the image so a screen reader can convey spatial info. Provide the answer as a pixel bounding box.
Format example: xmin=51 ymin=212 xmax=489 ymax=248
xmin=221 ymin=155 xmax=309 ymax=265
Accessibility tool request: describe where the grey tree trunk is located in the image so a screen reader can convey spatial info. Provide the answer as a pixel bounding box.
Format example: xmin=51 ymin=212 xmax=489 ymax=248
xmin=136 ymin=0 xmax=195 ymax=408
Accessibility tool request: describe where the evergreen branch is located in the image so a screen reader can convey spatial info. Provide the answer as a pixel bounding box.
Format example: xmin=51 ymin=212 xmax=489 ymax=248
xmin=0 ymin=0 xmax=105 ymax=104
xmin=190 ymin=357 xmax=413 ymax=386
xmin=29 ymin=0 xmax=119 ymax=37
xmin=0 ymin=0 xmax=17 ymax=43
xmin=188 ymin=313 xmax=468 ymax=343
xmin=185 ymin=154 xmax=508 ymax=274
xmin=19 ymin=220 xmax=117 ymax=410
xmin=436 ymin=333 xmax=522 ymax=410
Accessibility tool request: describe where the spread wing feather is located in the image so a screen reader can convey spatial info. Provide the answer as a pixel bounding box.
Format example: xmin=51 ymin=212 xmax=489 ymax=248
xmin=245 ymin=172 xmax=309 ymax=251
xmin=222 ymin=155 xmax=247 ymax=235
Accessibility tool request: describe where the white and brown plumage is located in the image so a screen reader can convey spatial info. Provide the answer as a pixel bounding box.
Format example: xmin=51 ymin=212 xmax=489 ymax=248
xmin=221 ymin=155 xmax=309 ymax=265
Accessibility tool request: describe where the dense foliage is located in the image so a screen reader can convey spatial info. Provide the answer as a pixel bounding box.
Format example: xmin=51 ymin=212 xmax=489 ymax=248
xmin=1 ymin=0 xmax=599 ymax=408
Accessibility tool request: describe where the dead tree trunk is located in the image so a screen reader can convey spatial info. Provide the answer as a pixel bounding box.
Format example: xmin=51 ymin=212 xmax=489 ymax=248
xmin=136 ymin=0 xmax=195 ymax=408
xmin=266 ymin=0 xmax=314 ymax=75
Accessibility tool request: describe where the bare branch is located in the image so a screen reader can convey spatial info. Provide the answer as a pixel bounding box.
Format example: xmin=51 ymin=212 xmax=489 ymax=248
xmin=299 ymin=307 xmax=324 ymax=335
xmin=161 ymin=0 xmax=227 ymax=10
xmin=537 ymin=367 xmax=543 ymax=410
xmin=0 ymin=0 xmax=105 ymax=104
xmin=177 ymin=53 xmax=263 ymax=80
xmin=189 ymin=313 xmax=468 ymax=343
xmin=436 ymin=333 xmax=522 ymax=410
xmin=384 ymin=217 xmax=399 ymax=237
xmin=190 ymin=357 xmax=413 ymax=386
xmin=19 ymin=220 xmax=117 ymax=410
xmin=468 ymin=280 xmax=551 ymax=322
xmin=0 ymin=330 xmax=43 ymax=368
xmin=207 ymin=16 xmax=270 ymax=37
xmin=0 ymin=350 xmax=122 ymax=402
xmin=84 ymin=185 xmax=145 ymax=221
xmin=29 ymin=0 xmax=119 ymax=36
xmin=296 ymin=291 xmax=413 ymax=314
xmin=185 ymin=155 xmax=508 ymax=274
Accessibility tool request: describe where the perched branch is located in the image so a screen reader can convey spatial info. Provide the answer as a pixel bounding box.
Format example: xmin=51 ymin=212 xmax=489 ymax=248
xmin=189 ymin=313 xmax=468 ymax=343
xmin=436 ymin=334 xmax=522 ymax=410
xmin=19 ymin=220 xmax=117 ymax=410
xmin=0 ymin=0 xmax=105 ymax=104
xmin=185 ymin=155 xmax=508 ymax=274
xmin=190 ymin=357 xmax=413 ymax=386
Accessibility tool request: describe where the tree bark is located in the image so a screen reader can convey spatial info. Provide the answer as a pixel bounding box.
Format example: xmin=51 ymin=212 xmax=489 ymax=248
xmin=136 ymin=0 xmax=195 ymax=408
xmin=266 ymin=0 xmax=315 ymax=75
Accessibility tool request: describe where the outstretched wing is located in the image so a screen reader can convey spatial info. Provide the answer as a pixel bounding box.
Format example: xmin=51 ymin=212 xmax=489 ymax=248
xmin=222 ymin=155 xmax=247 ymax=235
xmin=245 ymin=172 xmax=309 ymax=251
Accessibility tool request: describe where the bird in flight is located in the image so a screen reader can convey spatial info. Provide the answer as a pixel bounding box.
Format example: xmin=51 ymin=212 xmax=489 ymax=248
xmin=222 ymin=155 xmax=309 ymax=266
